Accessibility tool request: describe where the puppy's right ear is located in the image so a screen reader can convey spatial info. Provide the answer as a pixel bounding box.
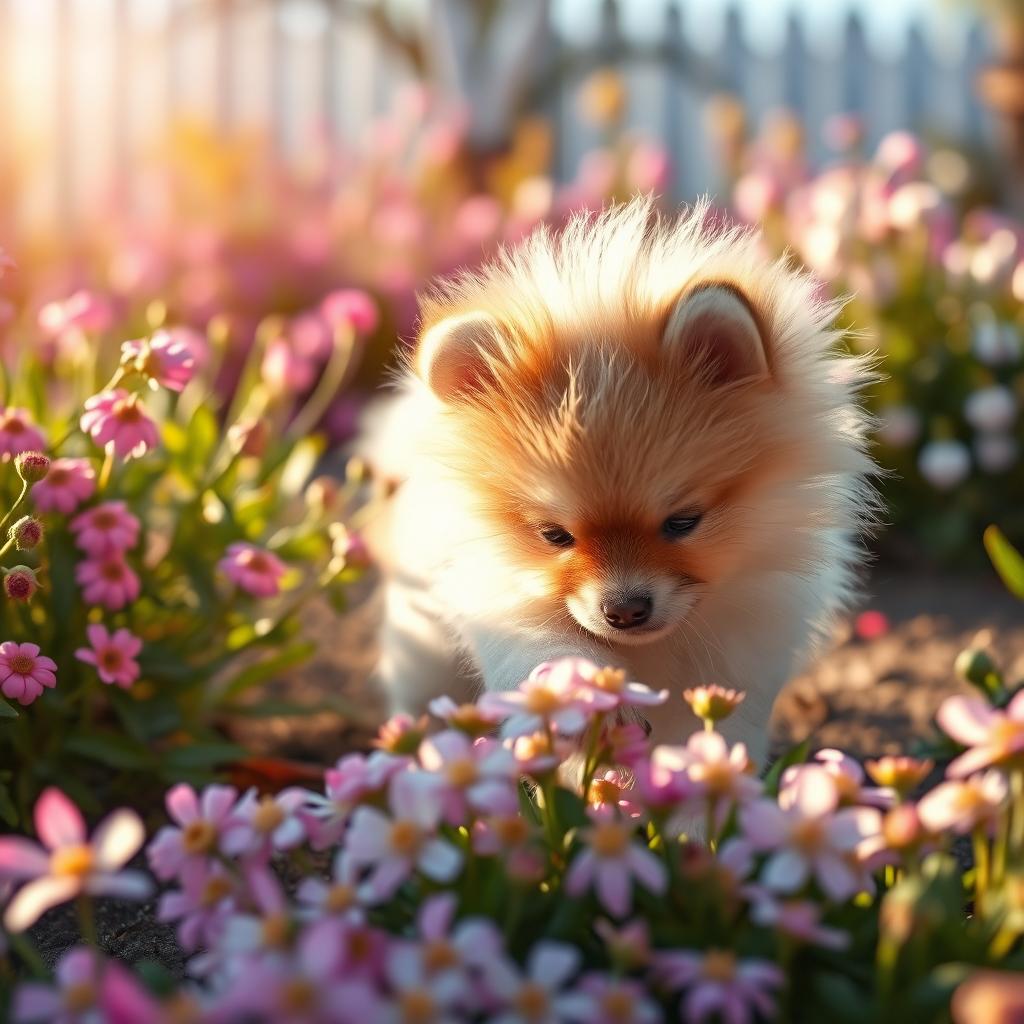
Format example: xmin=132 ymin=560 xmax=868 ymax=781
xmin=417 ymin=312 xmax=506 ymax=403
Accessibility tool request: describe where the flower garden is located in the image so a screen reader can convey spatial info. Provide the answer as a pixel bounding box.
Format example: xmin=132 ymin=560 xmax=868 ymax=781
xmin=0 ymin=58 xmax=1023 ymax=1023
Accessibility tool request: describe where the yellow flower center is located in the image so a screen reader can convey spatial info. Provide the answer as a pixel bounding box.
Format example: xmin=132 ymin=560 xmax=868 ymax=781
xmin=590 ymin=822 xmax=631 ymax=858
xmin=281 ymin=979 xmax=315 ymax=1012
xmin=791 ymin=819 xmax=826 ymax=852
xmin=325 ymin=883 xmax=355 ymax=912
xmin=446 ymin=758 xmax=478 ymax=788
xmin=515 ymin=982 xmax=550 ymax=1021
xmin=261 ymin=913 xmax=291 ymax=948
xmin=702 ymin=949 xmax=737 ymax=983
xmin=398 ymin=989 xmax=436 ymax=1024
xmin=693 ymin=761 xmax=736 ymax=797
xmin=423 ymin=939 xmax=459 ymax=973
xmin=992 ymin=719 xmax=1024 ymax=762
xmin=493 ymin=816 xmax=530 ymax=846
xmin=201 ymin=876 xmax=233 ymax=907
xmin=10 ymin=654 xmax=35 ymax=675
xmin=602 ymin=989 xmax=635 ymax=1021
xmin=182 ymin=820 xmax=217 ymax=855
xmin=389 ymin=820 xmax=422 ymax=857
xmin=592 ymin=668 xmax=626 ymax=693
xmin=589 ymin=779 xmax=622 ymax=806
xmin=51 ymin=844 xmax=94 ymax=877
xmin=63 ymin=982 xmax=95 ymax=1012
xmin=524 ymin=686 xmax=561 ymax=715
xmin=252 ymin=796 xmax=285 ymax=834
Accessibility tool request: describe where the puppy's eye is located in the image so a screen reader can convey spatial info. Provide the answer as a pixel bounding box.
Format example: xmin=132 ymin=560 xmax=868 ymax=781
xmin=539 ymin=524 xmax=575 ymax=548
xmin=662 ymin=512 xmax=702 ymax=539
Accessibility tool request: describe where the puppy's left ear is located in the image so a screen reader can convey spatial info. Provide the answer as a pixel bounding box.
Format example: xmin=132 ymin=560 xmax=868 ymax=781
xmin=662 ymin=284 xmax=769 ymax=385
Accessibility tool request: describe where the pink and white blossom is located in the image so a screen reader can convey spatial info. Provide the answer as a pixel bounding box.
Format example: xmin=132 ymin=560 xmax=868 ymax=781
xmin=937 ymin=691 xmax=1024 ymax=777
xmin=148 ymin=783 xmax=242 ymax=880
xmin=74 ymin=624 xmax=142 ymax=688
xmin=80 ymin=389 xmax=159 ymax=459
xmin=417 ymin=730 xmax=518 ymax=823
xmin=219 ymin=542 xmax=288 ymax=598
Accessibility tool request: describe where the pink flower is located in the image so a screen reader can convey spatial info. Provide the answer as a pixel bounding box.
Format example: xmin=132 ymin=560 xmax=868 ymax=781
xmin=289 ymin=313 xmax=333 ymax=362
xmin=219 ymin=542 xmax=287 ymax=598
xmin=937 ymin=691 xmax=1024 ymax=777
xmin=31 ymin=457 xmax=96 ymax=515
xmin=157 ymin=859 xmax=237 ymax=951
xmin=418 ymin=730 xmax=518 ymax=823
xmin=75 ymin=624 xmax=142 ymax=688
xmin=740 ymin=766 xmax=881 ymax=902
xmin=378 ymin=941 xmax=470 ymax=1024
xmin=148 ymin=783 xmax=242 ymax=880
xmin=0 ymin=407 xmax=46 ymax=461
xmin=568 ymin=660 xmax=668 ymax=713
xmin=346 ymin=772 xmax=462 ymax=902
xmin=38 ymin=289 xmax=113 ymax=336
xmin=783 ymin=750 xmax=893 ymax=809
xmin=122 ymin=329 xmax=196 ymax=392
xmin=75 ymin=554 xmax=140 ymax=611
xmin=854 ymin=609 xmax=890 ymax=640
xmin=746 ymin=889 xmax=851 ymax=950
xmin=483 ymin=941 xmax=582 ymax=1024
xmin=655 ymin=949 xmax=784 ymax=1024
xmin=560 ymin=972 xmax=661 ymax=1024
xmin=0 ymin=788 xmax=150 ymax=932
xmin=916 ymin=771 xmax=1008 ymax=835
xmin=565 ymin=809 xmax=667 ymax=917
xmin=296 ymin=849 xmax=364 ymax=923
xmin=261 ymin=338 xmax=316 ymax=395
xmin=320 ymin=288 xmax=380 ymax=335
xmin=13 ymin=947 xmax=161 ymax=1024
xmin=70 ymin=500 xmax=139 ymax=556
xmin=0 ymin=641 xmax=57 ymax=705
xmin=406 ymin=893 xmax=504 ymax=980
xmin=221 ymin=787 xmax=309 ymax=858
xmin=80 ymin=389 xmax=159 ymax=459
xmin=588 ymin=770 xmax=643 ymax=818
xmin=479 ymin=660 xmax=593 ymax=738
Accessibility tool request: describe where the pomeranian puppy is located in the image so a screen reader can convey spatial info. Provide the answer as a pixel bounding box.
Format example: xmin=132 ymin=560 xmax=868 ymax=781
xmin=368 ymin=197 xmax=875 ymax=768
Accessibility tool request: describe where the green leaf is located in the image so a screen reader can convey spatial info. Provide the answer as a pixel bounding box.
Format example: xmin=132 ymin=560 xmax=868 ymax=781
xmin=159 ymin=742 xmax=245 ymax=774
xmin=551 ymin=786 xmax=589 ymax=831
xmin=218 ymin=641 xmax=317 ymax=702
xmin=762 ymin=739 xmax=811 ymax=796
xmin=0 ymin=697 xmax=18 ymax=719
xmin=186 ymin=404 xmax=219 ymax=469
xmin=65 ymin=733 xmax=156 ymax=771
xmin=0 ymin=780 xmax=18 ymax=826
xmin=984 ymin=525 xmax=1024 ymax=600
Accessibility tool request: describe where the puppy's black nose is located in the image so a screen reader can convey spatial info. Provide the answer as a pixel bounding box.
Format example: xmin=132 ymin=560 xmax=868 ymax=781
xmin=602 ymin=595 xmax=652 ymax=629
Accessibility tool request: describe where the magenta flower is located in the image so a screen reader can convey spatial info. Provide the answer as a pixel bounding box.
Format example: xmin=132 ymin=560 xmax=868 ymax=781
xmin=484 ymin=941 xmax=582 ymax=1024
xmin=0 ymin=641 xmax=57 ymax=705
xmin=937 ymin=691 xmax=1024 ymax=777
xmin=70 ymin=500 xmax=140 ymax=556
xmin=655 ymin=948 xmax=784 ymax=1024
xmin=409 ymin=893 xmax=504 ymax=977
xmin=122 ymin=329 xmax=196 ymax=392
xmin=565 ymin=809 xmax=667 ymax=918
xmin=157 ymin=859 xmax=237 ymax=952
xmin=560 ymin=973 xmax=661 ymax=1024
xmin=75 ymin=624 xmax=142 ymax=689
xmin=261 ymin=338 xmax=316 ymax=395
xmin=296 ymin=849 xmax=364 ymax=923
xmin=479 ymin=661 xmax=592 ymax=738
xmin=0 ymin=407 xmax=47 ymax=461
xmin=418 ymin=730 xmax=518 ymax=823
xmin=0 ymin=788 xmax=150 ymax=932
xmin=746 ymin=888 xmax=851 ymax=950
xmin=38 ymin=289 xmax=113 ymax=336
xmin=783 ymin=749 xmax=894 ymax=809
xmin=916 ymin=771 xmax=1008 ymax=835
xmin=320 ymin=288 xmax=380 ymax=335
xmin=564 ymin=659 xmax=668 ymax=713
xmin=346 ymin=772 xmax=463 ymax=903
xmin=221 ymin=787 xmax=309 ymax=858
xmin=31 ymin=457 xmax=96 ymax=515
xmin=13 ymin=947 xmax=161 ymax=1024
xmin=378 ymin=940 xmax=470 ymax=1024
xmin=148 ymin=783 xmax=242 ymax=880
xmin=740 ymin=766 xmax=881 ymax=901
xmin=75 ymin=554 xmax=140 ymax=611
xmin=219 ymin=542 xmax=288 ymax=598
xmin=80 ymin=389 xmax=159 ymax=459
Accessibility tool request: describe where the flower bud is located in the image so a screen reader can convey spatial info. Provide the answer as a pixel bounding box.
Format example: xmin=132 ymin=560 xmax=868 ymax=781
xmin=305 ymin=476 xmax=341 ymax=516
xmin=865 ymin=755 xmax=934 ymax=798
xmin=683 ymin=684 xmax=746 ymax=725
xmin=15 ymin=451 xmax=50 ymax=484
xmin=373 ymin=713 xmax=428 ymax=755
xmin=4 ymin=565 xmax=38 ymax=602
xmin=955 ymin=647 xmax=1004 ymax=699
xmin=330 ymin=524 xmax=371 ymax=569
xmin=9 ymin=516 xmax=43 ymax=551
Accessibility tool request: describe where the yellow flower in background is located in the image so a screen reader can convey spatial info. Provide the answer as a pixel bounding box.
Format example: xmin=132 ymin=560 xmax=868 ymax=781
xmin=578 ymin=68 xmax=627 ymax=128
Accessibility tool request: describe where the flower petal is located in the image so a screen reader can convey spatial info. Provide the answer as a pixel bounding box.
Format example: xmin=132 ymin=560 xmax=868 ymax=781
xmin=34 ymin=788 xmax=86 ymax=849
xmin=92 ymin=809 xmax=145 ymax=869
xmin=4 ymin=876 xmax=80 ymax=932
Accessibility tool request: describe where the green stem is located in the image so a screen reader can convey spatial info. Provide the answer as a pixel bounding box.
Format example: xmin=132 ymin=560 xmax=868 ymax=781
xmin=1009 ymin=770 xmax=1024 ymax=863
xmin=0 ymin=481 xmax=28 ymax=535
xmin=8 ymin=932 xmax=47 ymax=978
xmin=972 ymin=827 xmax=990 ymax=916
xmin=286 ymin=323 xmax=356 ymax=441
xmin=76 ymin=894 xmax=98 ymax=948
xmin=96 ymin=445 xmax=115 ymax=492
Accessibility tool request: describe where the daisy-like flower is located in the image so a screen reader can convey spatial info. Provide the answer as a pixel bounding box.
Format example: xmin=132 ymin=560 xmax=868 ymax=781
xmin=588 ymin=770 xmax=642 ymax=818
xmin=937 ymin=691 xmax=1024 ymax=777
xmin=406 ymin=893 xmax=504 ymax=981
xmin=568 ymin=660 xmax=668 ymax=713
xmin=31 ymin=457 xmax=96 ymax=515
xmin=916 ymin=770 xmax=1008 ymax=835
xmin=746 ymin=888 xmax=851 ymax=950
xmin=74 ymin=624 xmax=142 ymax=688
xmin=560 ymin=972 xmax=661 ymax=1024
xmin=0 ymin=407 xmax=47 ymax=461
xmin=70 ymin=500 xmax=140 ymax=556
xmin=377 ymin=941 xmax=470 ymax=1024
xmin=864 ymin=755 xmax=934 ymax=798
xmin=417 ymin=730 xmax=518 ymax=823
xmin=219 ymin=542 xmax=288 ymax=598
xmin=218 ymin=865 xmax=297 ymax=960
xmin=740 ymin=765 xmax=881 ymax=901
xmin=75 ymin=554 xmax=140 ymax=611
xmin=682 ymin=684 xmax=746 ymax=725
xmin=122 ymin=330 xmax=196 ymax=392
xmin=484 ymin=941 xmax=582 ymax=1024
xmin=428 ymin=695 xmax=505 ymax=737
xmin=565 ymin=808 xmax=667 ymax=918
xmin=148 ymin=783 xmax=242 ymax=880
xmin=12 ymin=946 xmax=161 ymax=1024
xmin=782 ymin=750 xmax=894 ymax=809
xmin=479 ymin=661 xmax=592 ymax=738
xmin=346 ymin=772 xmax=463 ymax=903
xmin=0 ymin=641 xmax=57 ymax=705
xmin=376 ymin=713 xmax=430 ymax=755
xmin=655 ymin=948 xmax=784 ymax=1024
xmin=157 ymin=859 xmax=238 ymax=952
xmin=221 ymin=787 xmax=309 ymax=857
xmin=296 ymin=849 xmax=364 ymax=923
xmin=80 ymin=389 xmax=159 ymax=459
xmin=594 ymin=918 xmax=653 ymax=971
xmin=0 ymin=788 xmax=150 ymax=932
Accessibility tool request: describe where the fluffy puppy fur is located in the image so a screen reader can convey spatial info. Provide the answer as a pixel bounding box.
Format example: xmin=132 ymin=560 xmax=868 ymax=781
xmin=369 ymin=196 xmax=876 ymax=768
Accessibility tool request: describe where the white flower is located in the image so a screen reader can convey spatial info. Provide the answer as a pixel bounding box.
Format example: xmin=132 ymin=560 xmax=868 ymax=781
xmin=964 ymin=385 xmax=1017 ymax=433
xmin=975 ymin=434 xmax=1018 ymax=474
xmin=917 ymin=440 xmax=970 ymax=490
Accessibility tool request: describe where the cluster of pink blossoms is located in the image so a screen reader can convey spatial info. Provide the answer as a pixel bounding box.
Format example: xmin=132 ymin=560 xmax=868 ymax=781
xmin=71 ymin=500 xmax=141 ymax=611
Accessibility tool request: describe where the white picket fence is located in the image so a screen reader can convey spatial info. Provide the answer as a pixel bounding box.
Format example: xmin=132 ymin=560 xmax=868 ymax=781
xmin=0 ymin=0 xmax=994 ymax=231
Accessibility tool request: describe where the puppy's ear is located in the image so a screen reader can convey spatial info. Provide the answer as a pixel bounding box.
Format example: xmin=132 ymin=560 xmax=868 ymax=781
xmin=417 ymin=312 xmax=506 ymax=402
xmin=662 ymin=284 xmax=769 ymax=384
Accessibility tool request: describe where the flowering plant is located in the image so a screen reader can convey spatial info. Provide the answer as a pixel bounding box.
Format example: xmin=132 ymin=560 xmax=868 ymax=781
xmin=0 ymin=642 xmax=1022 ymax=1022
xmin=0 ymin=264 xmax=376 ymax=829
xmin=728 ymin=115 xmax=1024 ymax=561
